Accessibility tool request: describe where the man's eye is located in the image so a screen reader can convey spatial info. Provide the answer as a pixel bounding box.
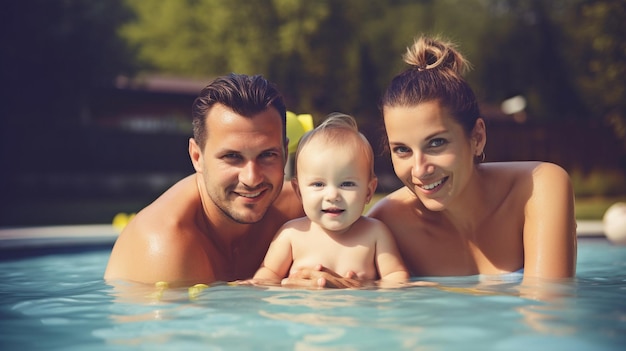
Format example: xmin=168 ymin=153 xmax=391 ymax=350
xmin=223 ymin=153 xmax=242 ymax=161
xmin=261 ymin=151 xmax=279 ymax=159
xmin=259 ymin=151 xmax=281 ymax=164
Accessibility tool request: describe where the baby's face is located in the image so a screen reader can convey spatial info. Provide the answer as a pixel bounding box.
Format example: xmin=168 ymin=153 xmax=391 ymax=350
xmin=295 ymin=139 xmax=375 ymax=234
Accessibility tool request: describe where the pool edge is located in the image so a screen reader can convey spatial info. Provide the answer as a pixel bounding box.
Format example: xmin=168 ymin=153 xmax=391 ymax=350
xmin=0 ymin=220 xmax=606 ymax=250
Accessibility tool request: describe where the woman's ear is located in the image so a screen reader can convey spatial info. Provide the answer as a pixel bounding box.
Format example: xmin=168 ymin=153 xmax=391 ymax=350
xmin=472 ymin=118 xmax=487 ymax=156
xmin=189 ymin=138 xmax=204 ymax=173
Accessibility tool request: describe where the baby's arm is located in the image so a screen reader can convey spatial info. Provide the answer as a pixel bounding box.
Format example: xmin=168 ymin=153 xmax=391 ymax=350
xmin=253 ymin=226 xmax=294 ymax=283
xmin=372 ymin=220 xmax=410 ymax=282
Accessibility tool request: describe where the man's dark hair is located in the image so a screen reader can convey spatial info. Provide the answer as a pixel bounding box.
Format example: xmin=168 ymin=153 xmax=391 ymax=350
xmin=192 ymin=73 xmax=287 ymax=148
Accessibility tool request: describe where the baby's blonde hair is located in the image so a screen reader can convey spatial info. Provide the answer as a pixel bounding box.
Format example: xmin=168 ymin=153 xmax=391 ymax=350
xmin=294 ymin=113 xmax=376 ymax=179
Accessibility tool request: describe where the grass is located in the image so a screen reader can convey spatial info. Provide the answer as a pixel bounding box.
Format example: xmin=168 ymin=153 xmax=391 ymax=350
xmin=575 ymin=196 xmax=626 ymax=220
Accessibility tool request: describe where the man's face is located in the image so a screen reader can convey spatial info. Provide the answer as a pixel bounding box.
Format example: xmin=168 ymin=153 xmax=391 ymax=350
xmin=192 ymin=104 xmax=286 ymax=224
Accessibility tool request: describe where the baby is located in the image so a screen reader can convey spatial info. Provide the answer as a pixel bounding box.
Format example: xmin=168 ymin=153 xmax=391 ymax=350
xmin=253 ymin=113 xmax=409 ymax=286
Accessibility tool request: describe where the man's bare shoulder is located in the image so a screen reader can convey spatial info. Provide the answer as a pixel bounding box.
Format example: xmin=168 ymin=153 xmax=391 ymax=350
xmin=124 ymin=175 xmax=201 ymax=238
xmin=272 ymin=180 xmax=305 ymax=218
xmin=104 ymin=175 xmax=211 ymax=284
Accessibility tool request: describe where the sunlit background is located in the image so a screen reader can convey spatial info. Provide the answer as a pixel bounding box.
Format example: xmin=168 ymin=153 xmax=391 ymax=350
xmin=1 ymin=0 xmax=625 ymax=227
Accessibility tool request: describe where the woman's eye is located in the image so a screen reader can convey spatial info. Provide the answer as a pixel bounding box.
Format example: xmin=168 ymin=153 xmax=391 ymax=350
xmin=392 ymin=146 xmax=411 ymax=156
xmin=428 ymin=138 xmax=447 ymax=148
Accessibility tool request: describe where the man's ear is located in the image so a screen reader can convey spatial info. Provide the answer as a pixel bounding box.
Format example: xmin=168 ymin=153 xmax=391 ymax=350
xmin=189 ymin=138 xmax=204 ymax=173
xmin=291 ymin=177 xmax=302 ymax=201
xmin=471 ymin=118 xmax=487 ymax=156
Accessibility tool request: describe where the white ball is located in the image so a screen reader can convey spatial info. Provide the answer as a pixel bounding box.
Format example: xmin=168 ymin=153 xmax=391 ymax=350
xmin=603 ymin=202 xmax=626 ymax=245
xmin=501 ymin=95 xmax=527 ymax=115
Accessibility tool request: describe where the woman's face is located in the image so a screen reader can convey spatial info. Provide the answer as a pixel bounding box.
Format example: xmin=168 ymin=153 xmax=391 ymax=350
xmin=383 ymin=101 xmax=482 ymax=211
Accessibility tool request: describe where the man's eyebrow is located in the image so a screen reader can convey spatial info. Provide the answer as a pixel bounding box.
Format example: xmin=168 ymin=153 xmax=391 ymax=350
xmin=215 ymin=148 xmax=240 ymax=154
xmin=260 ymin=147 xmax=283 ymax=154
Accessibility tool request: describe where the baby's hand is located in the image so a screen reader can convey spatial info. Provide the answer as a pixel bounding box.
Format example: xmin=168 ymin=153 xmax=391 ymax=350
xmin=282 ymin=265 xmax=362 ymax=289
xmin=230 ymin=279 xmax=281 ymax=287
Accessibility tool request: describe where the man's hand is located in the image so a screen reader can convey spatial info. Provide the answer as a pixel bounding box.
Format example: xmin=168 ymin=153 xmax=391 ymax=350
xmin=281 ymin=265 xmax=362 ymax=289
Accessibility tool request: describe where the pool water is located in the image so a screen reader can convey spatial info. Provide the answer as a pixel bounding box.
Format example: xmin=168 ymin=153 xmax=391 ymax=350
xmin=1 ymin=238 xmax=625 ymax=350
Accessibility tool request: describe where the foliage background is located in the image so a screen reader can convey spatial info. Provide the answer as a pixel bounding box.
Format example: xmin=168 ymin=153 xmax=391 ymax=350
xmin=117 ymin=0 xmax=626 ymax=129
xmin=1 ymin=0 xmax=625 ymax=225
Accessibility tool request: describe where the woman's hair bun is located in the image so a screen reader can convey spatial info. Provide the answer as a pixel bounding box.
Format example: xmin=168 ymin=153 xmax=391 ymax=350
xmin=403 ymin=36 xmax=470 ymax=75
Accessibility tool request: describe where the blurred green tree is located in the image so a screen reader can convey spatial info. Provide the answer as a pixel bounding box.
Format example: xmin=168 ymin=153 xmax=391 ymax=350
xmin=566 ymin=0 xmax=626 ymax=143
xmin=1 ymin=0 xmax=136 ymax=128
xmin=0 ymin=0 xmax=136 ymax=176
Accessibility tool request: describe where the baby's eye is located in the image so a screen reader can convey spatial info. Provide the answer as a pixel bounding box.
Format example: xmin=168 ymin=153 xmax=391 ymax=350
xmin=310 ymin=182 xmax=324 ymax=188
xmin=341 ymin=181 xmax=357 ymax=188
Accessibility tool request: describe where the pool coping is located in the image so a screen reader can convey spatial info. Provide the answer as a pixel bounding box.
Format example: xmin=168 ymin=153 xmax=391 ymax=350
xmin=0 ymin=224 xmax=119 ymax=249
xmin=0 ymin=220 xmax=606 ymax=250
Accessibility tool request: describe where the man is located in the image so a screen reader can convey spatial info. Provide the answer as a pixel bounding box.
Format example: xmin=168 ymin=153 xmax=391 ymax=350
xmin=104 ymin=73 xmax=304 ymax=286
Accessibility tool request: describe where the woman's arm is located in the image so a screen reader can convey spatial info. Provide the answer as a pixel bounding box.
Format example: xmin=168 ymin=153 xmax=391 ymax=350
xmin=523 ymin=162 xmax=577 ymax=279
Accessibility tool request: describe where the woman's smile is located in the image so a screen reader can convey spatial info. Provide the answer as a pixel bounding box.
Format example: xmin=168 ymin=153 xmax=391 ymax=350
xmin=418 ymin=176 xmax=449 ymax=191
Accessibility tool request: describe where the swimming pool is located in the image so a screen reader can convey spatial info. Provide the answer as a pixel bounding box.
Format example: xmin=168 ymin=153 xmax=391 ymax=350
xmin=1 ymin=228 xmax=624 ymax=350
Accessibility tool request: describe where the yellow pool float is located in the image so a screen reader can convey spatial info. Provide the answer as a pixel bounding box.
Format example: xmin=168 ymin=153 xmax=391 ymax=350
xmin=286 ymin=111 xmax=314 ymax=154
xmin=112 ymin=212 xmax=136 ymax=232
xmin=188 ymin=283 xmax=210 ymax=300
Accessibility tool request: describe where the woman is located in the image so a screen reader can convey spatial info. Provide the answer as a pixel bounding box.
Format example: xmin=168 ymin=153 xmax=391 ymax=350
xmin=367 ymin=35 xmax=576 ymax=280
xmin=285 ymin=36 xmax=576 ymax=287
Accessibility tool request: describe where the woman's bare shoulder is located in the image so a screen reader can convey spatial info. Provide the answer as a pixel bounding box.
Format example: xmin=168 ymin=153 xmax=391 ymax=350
xmin=482 ymin=161 xmax=565 ymax=176
xmin=367 ymin=187 xmax=416 ymax=219
xmin=483 ymin=161 xmax=569 ymax=190
xmin=529 ymin=162 xmax=570 ymax=181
